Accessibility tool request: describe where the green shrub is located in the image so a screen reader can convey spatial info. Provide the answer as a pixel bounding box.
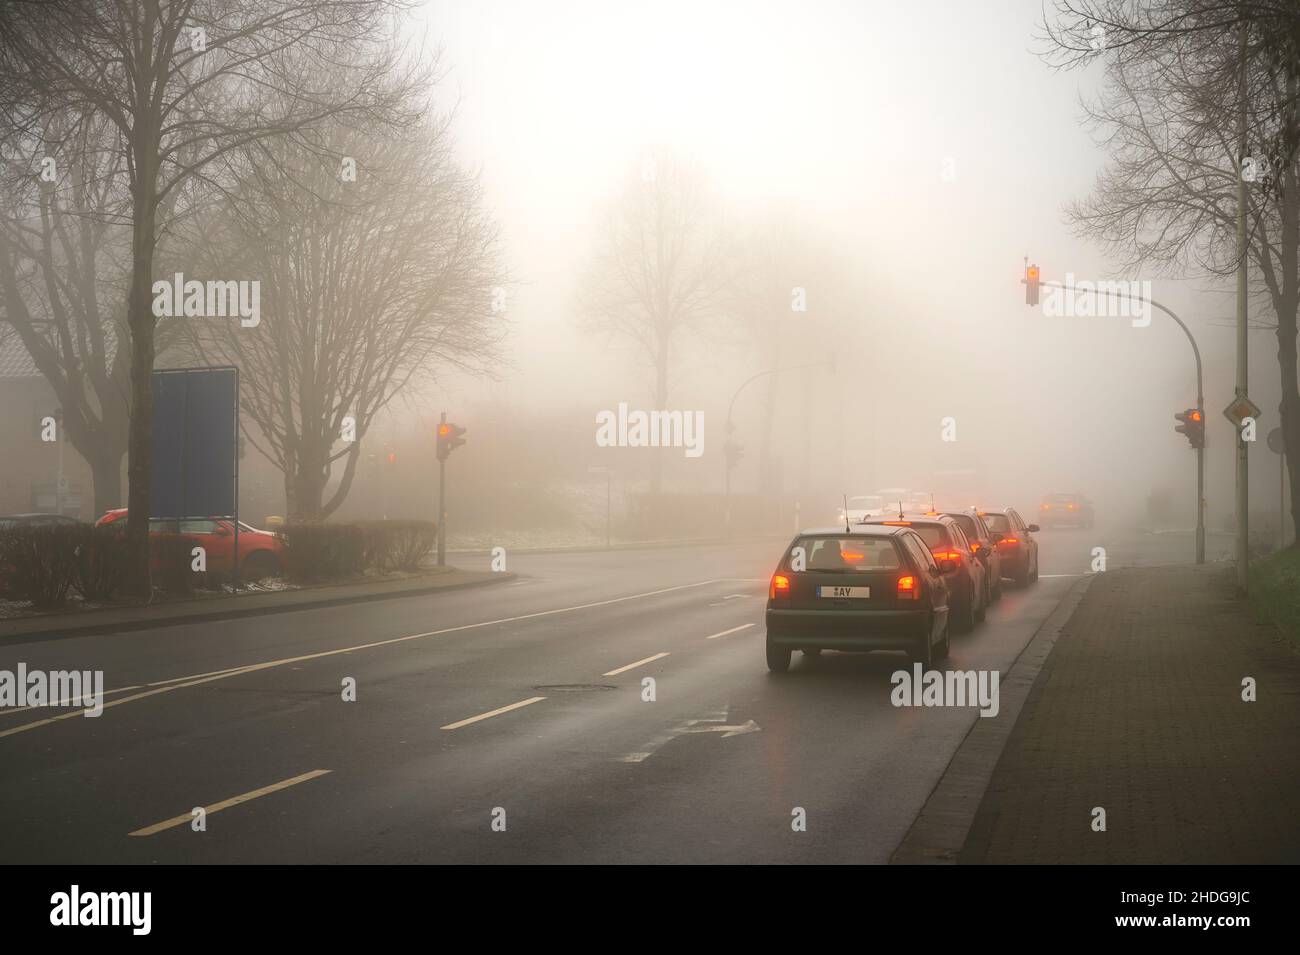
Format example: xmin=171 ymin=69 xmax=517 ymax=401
xmin=361 ymin=520 xmax=437 ymax=572
xmin=280 ymin=523 xmax=367 ymax=582
xmin=0 ymin=524 xmax=82 ymax=609
xmin=73 ymin=525 xmax=128 ymax=602
xmin=150 ymin=534 xmax=199 ymax=596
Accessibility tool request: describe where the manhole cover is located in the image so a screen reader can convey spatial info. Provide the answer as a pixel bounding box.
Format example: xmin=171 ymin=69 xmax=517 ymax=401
xmin=533 ymin=684 xmax=618 ymax=692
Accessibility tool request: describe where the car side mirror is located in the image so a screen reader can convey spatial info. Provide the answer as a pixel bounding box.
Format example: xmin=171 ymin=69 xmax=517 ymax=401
xmin=938 ymin=559 xmax=957 ymax=574
xmin=928 ymin=565 xmax=942 ymax=577
xmin=1027 ymin=524 xmax=1040 ymax=533
xmin=990 ymin=532 xmax=1004 ymax=543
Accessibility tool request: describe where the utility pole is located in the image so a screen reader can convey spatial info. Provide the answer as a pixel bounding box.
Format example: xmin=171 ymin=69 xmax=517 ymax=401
xmin=437 ymin=412 xmax=447 ymax=566
xmin=1234 ymin=18 xmax=1250 ymax=592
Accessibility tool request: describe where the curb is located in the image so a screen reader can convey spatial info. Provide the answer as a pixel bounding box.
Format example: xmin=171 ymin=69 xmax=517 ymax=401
xmin=889 ymin=572 xmax=1096 ymax=864
xmin=0 ymin=571 xmax=515 ymax=646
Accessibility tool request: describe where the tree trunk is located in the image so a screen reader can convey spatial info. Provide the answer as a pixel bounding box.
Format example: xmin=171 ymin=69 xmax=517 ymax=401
xmin=88 ymin=444 xmax=124 ymax=517
xmin=651 ymin=349 xmax=668 ymax=496
xmin=124 ymin=199 xmax=158 ymax=597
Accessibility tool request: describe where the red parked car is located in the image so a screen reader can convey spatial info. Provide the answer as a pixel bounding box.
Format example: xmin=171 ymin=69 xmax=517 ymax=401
xmin=95 ymin=509 xmax=285 ymax=580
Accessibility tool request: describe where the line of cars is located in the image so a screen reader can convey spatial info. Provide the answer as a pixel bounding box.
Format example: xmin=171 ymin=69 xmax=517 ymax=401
xmin=764 ymin=503 xmax=1041 ymax=673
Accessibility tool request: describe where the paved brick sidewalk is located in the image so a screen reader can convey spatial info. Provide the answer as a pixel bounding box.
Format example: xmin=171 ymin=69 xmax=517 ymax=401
xmin=960 ymin=564 xmax=1300 ymax=864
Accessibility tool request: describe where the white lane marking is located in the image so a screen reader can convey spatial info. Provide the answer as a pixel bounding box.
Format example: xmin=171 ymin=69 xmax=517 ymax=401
xmin=602 ymin=652 xmax=670 ymax=677
xmin=128 ymin=769 xmax=332 ymax=836
xmin=704 ymin=623 xmax=755 ymax=640
xmin=441 ymin=696 xmax=546 ymax=731
xmin=0 ymin=579 xmax=733 ymax=739
xmin=683 ymin=718 xmax=761 ymax=738
xmin=1037 ymin=574 xmax=1082 ymax=578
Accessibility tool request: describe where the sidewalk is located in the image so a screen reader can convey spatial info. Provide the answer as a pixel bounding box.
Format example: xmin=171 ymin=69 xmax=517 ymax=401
xmin=959 ymin=564 xmax=1300 ymax=864
xmin=0 ymin=568 xmax=511 ymax=645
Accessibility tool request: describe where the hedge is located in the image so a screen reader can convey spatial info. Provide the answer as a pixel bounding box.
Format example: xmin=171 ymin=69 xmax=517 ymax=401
xmin=280 ymin=520 xmax=437 ymax=582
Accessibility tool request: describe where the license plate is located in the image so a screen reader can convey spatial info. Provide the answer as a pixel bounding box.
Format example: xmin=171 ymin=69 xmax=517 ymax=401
xmin=818 ymin=586 xmax=870 ymax=598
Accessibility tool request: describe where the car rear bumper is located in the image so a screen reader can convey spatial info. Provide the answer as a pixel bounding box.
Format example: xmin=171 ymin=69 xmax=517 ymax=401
xmin=766 ymin=607 xmax=930 ymax=651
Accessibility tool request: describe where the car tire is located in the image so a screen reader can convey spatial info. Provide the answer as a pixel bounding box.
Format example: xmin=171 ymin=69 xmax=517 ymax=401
xmin=954 ymin=584 xmax=977 ymax=632
xmin=1030 ymin=555 xmax=1039 ymax=583
xmin=991 ymin=575 xmax=1003 ymax=602
xmin=766 ymin=640 xmax=792 ymax=674
xmin=242 ymin=551 xmax=279 ymax=582
xmin=1014 ymin=560 xmax=1030 ymax=588
xmin=975 ymin=582 xmax=988 ymax=623
xmin=913 ymin=625 xmax=936 ymax=668
xmin=934 ymin=621 xmax=950 ymax=661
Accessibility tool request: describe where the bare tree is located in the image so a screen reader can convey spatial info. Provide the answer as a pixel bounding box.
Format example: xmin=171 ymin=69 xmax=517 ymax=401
xmin=1042 ymin=0 xmax=1300 ymax=539
xmin=178 ymin=108 xmax=505 ymax=521
xmin=578 ymin=149 xmax=733 ymax=493
xmin=0 ymin=112 xmax=136 ymax=515
xmin=0 ymin=0 xmax=421 ymax=594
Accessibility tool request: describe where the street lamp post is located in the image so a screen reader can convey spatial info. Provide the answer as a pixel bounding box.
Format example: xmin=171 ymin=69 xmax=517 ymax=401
xmin=723 ymin=359 xmax=835 ymax=537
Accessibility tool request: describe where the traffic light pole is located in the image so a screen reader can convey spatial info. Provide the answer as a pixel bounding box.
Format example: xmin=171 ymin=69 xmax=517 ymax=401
xmin=437 ymin=411 xmax=447 ymax=567
xmin=1036 ymin=280 xmax=1205 ymax=564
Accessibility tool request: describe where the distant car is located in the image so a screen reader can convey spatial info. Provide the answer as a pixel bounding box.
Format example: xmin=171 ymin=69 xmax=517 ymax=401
xmin=765 ymin=524 xmax=952 ymax=672
xmin=976 ymin=507 xmax=1040 ymax=587
xmin=945 ymin=509 xmax=1003 ymax=604
xmin=95 ymin=509 xmax=285 ymax=580
xmin=860 ymin=511 xmax=987 ymax=631
xmin=838 ymin=494 xmax=886 ymax=523
xmin=1038 ymin=493 xmax=1094 ymax=529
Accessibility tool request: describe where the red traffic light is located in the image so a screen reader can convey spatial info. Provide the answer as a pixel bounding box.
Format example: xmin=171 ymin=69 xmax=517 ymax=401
xmin=1174 ymin=408 xmax=1205 ymax=449
xmin=1025 ymin=263 xmax=1041 ymax=306
xmin=387 ymin=452 xmax=397 ymax=464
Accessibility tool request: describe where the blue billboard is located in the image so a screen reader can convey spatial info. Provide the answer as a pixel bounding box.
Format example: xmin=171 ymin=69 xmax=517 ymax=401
xmin=150 ymin=367 xmax=239 ymax=520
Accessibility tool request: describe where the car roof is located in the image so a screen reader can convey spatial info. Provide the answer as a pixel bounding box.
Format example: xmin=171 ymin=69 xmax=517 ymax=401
xmin=860 ymin=511 xmax=956 ymax=525
xmin=798 ymin=524 xmax=911 ymax=537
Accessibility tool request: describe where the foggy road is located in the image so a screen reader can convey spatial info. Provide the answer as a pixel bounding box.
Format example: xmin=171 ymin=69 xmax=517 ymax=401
xmin=0 ymin=525 xmax=1191 ymax=864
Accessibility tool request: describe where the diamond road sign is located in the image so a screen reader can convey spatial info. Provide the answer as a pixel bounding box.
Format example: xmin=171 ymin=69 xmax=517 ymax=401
xmin=1223 ymin=394 xmax=1262 ymax=427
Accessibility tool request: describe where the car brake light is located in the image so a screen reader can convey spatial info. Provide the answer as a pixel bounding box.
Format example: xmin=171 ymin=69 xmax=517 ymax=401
xmin=932 ymin=550 xmax=963 ymax=562
xmin=1041 ymin=504 xmax=1050 ymax=510
xmin=770 ymin=574 xmax=791 ymax=599
xmin=999 ymin=537 xmax=1019 ymax=546
xmin=897 ymin=575 xmax=919 ymax=600
xmin=1067 ymin=503 xmax=1077 ymax=510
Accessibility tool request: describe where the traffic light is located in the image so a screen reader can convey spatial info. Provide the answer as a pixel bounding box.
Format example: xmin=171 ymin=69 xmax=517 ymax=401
xmin=1025 ymin=263 xmax=1041 ymax=306
xmin=1174 ymin=408 xmax=1205 ymax=449
xmin=386 ymin=451 xmax=397 ymax=464
xmin=436 ymin=421 xmax=467 ymax=461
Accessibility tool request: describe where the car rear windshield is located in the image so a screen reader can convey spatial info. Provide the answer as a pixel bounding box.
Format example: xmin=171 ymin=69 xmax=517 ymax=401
xmin=790 ymin=537 xmax=902 ymax=572
xmin=1045 ymin=495 xmax=1078 ymax=503
xmin=948 ymin=514 xmax=980 ymax=539
xmin=903 ymin=523 xmax=950 ymax=548
xmin=980 ymin=513 xmax=1011 ymax=532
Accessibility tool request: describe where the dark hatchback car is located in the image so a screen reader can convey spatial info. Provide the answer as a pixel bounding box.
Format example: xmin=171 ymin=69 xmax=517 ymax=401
xmin=945 ymin=509 xmax=1003 ymax=604
xmin=859 ymin=511 xmax=987 ymax=631
xmin=765 ymin=524 xmax=951 ymax=673
xmin=977 ymin=507 xmax=1040 ymax=586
